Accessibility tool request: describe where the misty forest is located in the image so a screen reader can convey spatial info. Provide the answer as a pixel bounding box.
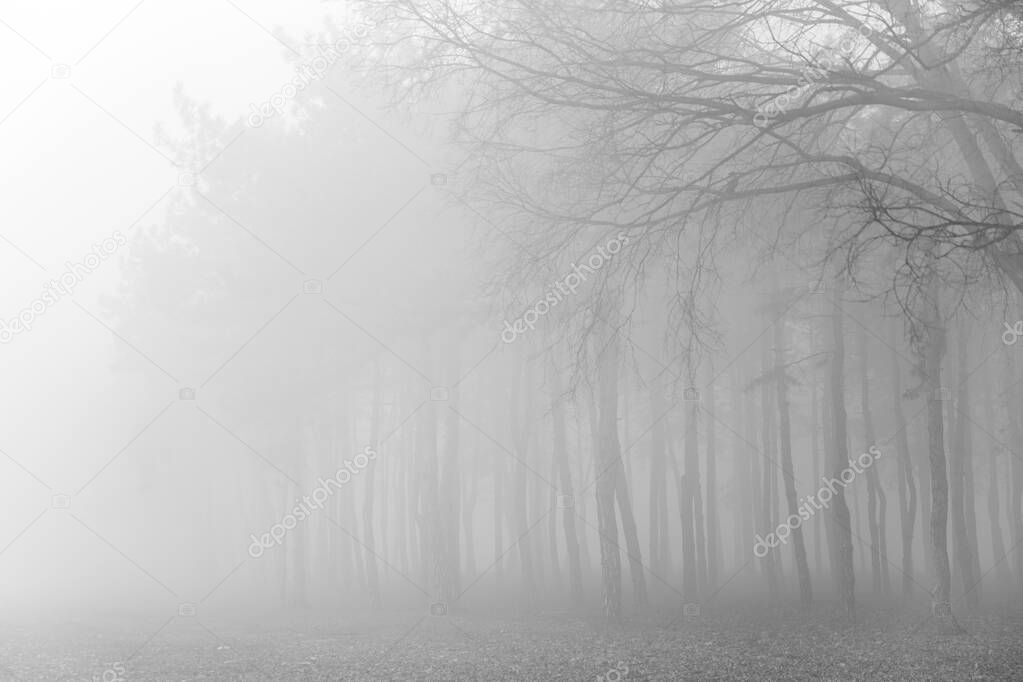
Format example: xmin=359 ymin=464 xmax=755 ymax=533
xmin=2 ymin=0 xmax=1023 ymax=680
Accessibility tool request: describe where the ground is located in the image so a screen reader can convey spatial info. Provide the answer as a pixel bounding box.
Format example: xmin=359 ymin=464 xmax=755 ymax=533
xmin=3 ymin=600 xmax=1022 ymax=680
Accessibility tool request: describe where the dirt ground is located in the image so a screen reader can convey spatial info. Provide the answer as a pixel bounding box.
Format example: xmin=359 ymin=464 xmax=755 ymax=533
xmin=3 ymin=600 xmax=1022 ymax=680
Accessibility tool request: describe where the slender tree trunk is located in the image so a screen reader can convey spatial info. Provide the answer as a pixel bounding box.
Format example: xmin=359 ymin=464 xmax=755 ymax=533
xmin=614 ymin=454 xmax=649 ymax=608
xmin=744 ymin=358 xmax=762 ymax=579
xmin=773 ymin=302 xmax=812 ymax=606
xmin=705 ymin=366 xmax=722 ymax=584
xmin=575 ymin=403 xmax=592 ymax=578
xmin=678 ymin=471 xmax=696 ymax=601
xmin=551 ymin=361 xmax=582 ymax=606
xmin=950 ymin=321 xmax=978 ymax=608
xmin=510 ymin=351 xmax=536 ymax=604
xmin=600 ymin=313 xmax=647 ymax=608
xmin=828 ymin=274 xmax=855 ymax=621
xmin=810 ymin=336 xmax=823 ymax=578
xmin=684 ymin=366 xmax=707 ymax=598
xmin=442 ymin=341 xmax=462 ymax=603
xmin=731 ymin=367 xmax=750 ymax=571
xmin=595 ymin=326 xmax=623 ymax=622
xmin=982 ymin=359 xmax=1010 ymax=586
xmin=418 ymin=341 xmax=446 ymax=608
xmin=857 ymin=323 xmax=888 ymax=596
xmin=918 ymin=415 xmax=933 ymax=581
xmin=759 ymin=329 xmax=780 ymax=596
xmin=889 ymin=317 xmax=917 ymax=598
xmin=650 ymin=374 xmax=671 ymax=578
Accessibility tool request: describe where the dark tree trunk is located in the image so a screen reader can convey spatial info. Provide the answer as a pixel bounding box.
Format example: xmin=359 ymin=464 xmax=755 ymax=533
xmin=828 ymin=275 xmax=855 ymax=621
xmin=915 ymin=281 xmax=962 ymax=633
xmin=857 ymin=323 xmax=889 ymax=596
xmin=981 ymin=360 xmax=1010 ymax=586
xmin=772 ymin=301 xmax=811 ymax=606
xmin=889 ymin=317 xmax=917 ymax=598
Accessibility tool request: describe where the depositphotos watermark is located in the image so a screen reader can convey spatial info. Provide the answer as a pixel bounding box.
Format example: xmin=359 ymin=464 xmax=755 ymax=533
xmin=753 ymin=445 xmax=882 ymax=558
xmin=248 ymin=446 xmax=377 ymax=557
xmin=501 ymin=232 xmax=630 ymax=343
xmin=0 ymin=230 xmax=127 ymax=343
xmin=247 ymin=18 xmax=375 ymax=128
xmin=753 ymin=25 xmax=873 ymax=128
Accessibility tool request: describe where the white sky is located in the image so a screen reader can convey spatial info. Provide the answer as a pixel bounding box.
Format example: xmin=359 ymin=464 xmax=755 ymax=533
xmin=0 ymin=0 xmax=456 ymax=609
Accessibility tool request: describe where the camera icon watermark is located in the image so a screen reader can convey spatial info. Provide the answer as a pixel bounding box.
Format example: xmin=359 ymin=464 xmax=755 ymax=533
xmin=430 ymin=386 xmax=449 ymax=402
xmin=51 ymin=63 xmax=71 ymax=79
xmin=430 ymin=173 xmax=447 ymax=186
xmin=557 ymin=494 xmax=574 ymax=509
xmin=179 ymin=387 xmax=196 ymax=400
xmin=429 ymin=601 xmax=447 ymax=616
xmin=177 ymin=171 xmax=198 ymax=187
xmin=1003 ymin=321 xmax=1023 ymax=346
xmin=683 ymin=602 xmax=700 ymax=618
xmin=51 ymin=493 xmax=71 ymax=509
xmin=303 ymin=279 xmax=323 ymax=294
xmin=178 ymin=603 xmax=197 ymax=617
xmin=933 ymin=387 xmax=951 ymax=401
xmin=683 ymin=387 xmax=701 ymax=402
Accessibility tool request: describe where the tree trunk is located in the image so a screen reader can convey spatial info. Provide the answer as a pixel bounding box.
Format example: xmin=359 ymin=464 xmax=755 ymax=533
xmin=684 ymin=366 xmax=707 ymax=598
xmin=889 ymin=317 xmax=917 ymax=598
xmin=759 ymin=328 xmax=781 ymax=596
xmin=744 ymin=358 xmax=762 ymax=579
xmin=705 ymin=366 xmax=722 ymax=584
xmin=441 ymin=341 xmax=462 ymax=603
xmin=773 ymin=302 xmax=812 ymax=606
xmin=828 ymin=274 xmax=855 ymax=621
xmin=1002 ymin=345 xmax=1023 ymax=591
xmin=810 ymin=336 xmax=823 ymax=578
xmin=595 ymin=325 xmax=623 ymax=622
xmin=915 ymin=280 xmax=962 ymax=633
xmin=614 ymin=453 xmax=649 ymax=608
xmin=950 ymin=321 xmax=978 ymax=608
xmin=551 ymin=360 xmax=582 ymax=606
xmin=649 ymin=373 xmax=672 ymax=578
xmin=981 ymin=359 xmax=1010 ymax=586
xmin=857 ymin=323 xmax=889 ymax=596
xmin=510 ymin=350 xmax=537 ymax=604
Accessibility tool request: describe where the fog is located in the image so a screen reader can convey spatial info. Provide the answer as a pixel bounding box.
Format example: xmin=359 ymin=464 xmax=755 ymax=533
xmin=2 ymin=1 xmax=1023 ymax=680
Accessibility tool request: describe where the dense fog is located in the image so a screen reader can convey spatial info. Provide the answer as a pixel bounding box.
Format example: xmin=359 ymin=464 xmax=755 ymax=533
xmin=2 ymin=1 xmax=1023 ymax=680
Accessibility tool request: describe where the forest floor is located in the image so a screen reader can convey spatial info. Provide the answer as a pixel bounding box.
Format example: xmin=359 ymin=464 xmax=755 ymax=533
xmin=3 ymin=598 xmax=1023 ymax=681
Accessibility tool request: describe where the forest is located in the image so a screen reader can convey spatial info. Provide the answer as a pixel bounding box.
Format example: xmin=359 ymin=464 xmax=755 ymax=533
xmin=1 ymin=0 xmax=1023 ymax=680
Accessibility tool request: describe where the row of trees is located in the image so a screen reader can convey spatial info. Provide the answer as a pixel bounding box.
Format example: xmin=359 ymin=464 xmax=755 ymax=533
xmin=107 ymin=0 xmax=1023 ymax=635
xmin=348 ymin=0 xmax=1023 ymax=631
